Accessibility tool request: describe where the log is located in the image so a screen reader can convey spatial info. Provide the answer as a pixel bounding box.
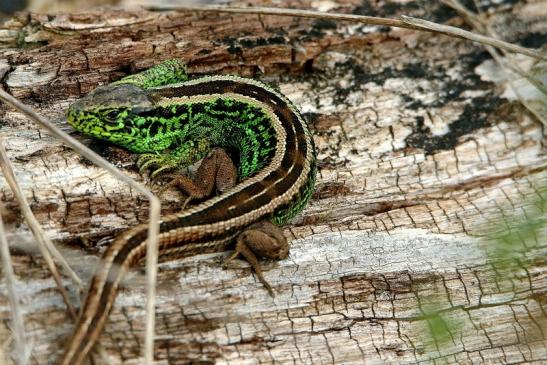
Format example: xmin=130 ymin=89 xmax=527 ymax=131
xmin=0 ymin=1 xmax=545 ymax=364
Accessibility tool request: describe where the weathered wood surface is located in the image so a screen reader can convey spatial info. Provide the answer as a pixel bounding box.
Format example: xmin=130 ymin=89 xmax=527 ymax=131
xmin=0 ymin=1 xmax=545 ymax=364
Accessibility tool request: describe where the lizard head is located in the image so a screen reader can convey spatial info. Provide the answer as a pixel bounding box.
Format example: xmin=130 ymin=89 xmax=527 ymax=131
xmin=67 ymin=83 xmax=157 ymax=152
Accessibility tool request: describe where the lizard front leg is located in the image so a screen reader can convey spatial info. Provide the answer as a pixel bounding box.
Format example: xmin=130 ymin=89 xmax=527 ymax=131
xmin=159 ymin=147 xmax=238 ymax=208
xmin=137 ymin=138 xmax=211 ymax=178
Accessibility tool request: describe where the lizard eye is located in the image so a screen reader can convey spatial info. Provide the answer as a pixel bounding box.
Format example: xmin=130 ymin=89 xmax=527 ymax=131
xmin=105 ymin=110 xmax=120 ymax=122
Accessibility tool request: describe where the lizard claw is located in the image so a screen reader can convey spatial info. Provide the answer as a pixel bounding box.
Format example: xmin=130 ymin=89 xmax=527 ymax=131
xmin=136 ymin=154 xmax=161 ymax=172
xmin=137 ymin=154 xmax=178 ymax=177
xmin=154 ymin=174 xmax=195 ymax=210
xmin=150 ymin=163 xmax=178 ymax=178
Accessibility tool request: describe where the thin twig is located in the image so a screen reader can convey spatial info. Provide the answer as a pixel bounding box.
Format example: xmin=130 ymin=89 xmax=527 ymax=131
xmin=146 ymin=4 xmax=410 ymax=28
xmin=0 ymin=140 xmax=79 ymax=320
xmin=144 ymin=4 xmax=546 ymax=61
xmin=0 ymin=89 xmax=161 ymax=365
xmin=399 ymin=16 xmax=545 ymax=61
xmin=0 ymin=201 xmax=31 ymax=365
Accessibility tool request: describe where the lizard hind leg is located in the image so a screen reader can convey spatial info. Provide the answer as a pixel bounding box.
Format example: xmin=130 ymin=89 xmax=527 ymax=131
xmin=159 ymin=147 xmax=238 ymax=209
xmin=224 ymin=221 xmax=289 ymax=297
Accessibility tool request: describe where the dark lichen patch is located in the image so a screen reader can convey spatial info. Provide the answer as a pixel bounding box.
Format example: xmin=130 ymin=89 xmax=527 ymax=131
xmin=405 ymin=95 xmax=504 ymax=155
xmin=446 ymin=0 xmax=521 ymax=19
xmin=352 ymin=0 xmax=518 ymax=24
xmin=310 ymin=47 xmax=497 ymax=116
xmin=400 ymin=63 xmax=428 ymax=79
xmin=239 ymin=35 xmax=286 ymax=48
xmin=454 ymin=49 xmax=492 ymax=70
xmin=352 ymin=1 xmax=406 ymax=17
xmin=331 ymin=61 xmax=430 ymax=104
xmin=353 ymin=0 xmax=455 ymax=24
xmin=351 ymin=62 xmax=430 ymax=85
xmin=302 ymin=111 xmax=320 ymax=128
xmin=312 ymin=19 xmax=337 ymax=31
xmin=0 ymin=119 xmax=8 ymax=128
xmin=296 ymin=19 xmax=338 ymax=41
xmin=217 ymin=35 xmax=289 ymax=55
xmin=197 ymin=48 xmax=212 ymax=56
xmin=381 ymin=1 xmax=421 ymax=16
xmin=394 ymin=51 xmax=494 ymax=111
xmin=351 ymin=2 xmax=378 ymax=17
xmin=430 ymin=51 xmax=493 ymax=106
xmin=217 ymin=36 xmax=242 ymax=55
xmin=401 ymin=94 xmax=425 ymax=111
xmin=297 ymin=28 xmax=326 ymax=41
xmin=478 ymin=0 xmax=520 ymax=11
xmin=516 ymin=33 xmax=547 ymax=49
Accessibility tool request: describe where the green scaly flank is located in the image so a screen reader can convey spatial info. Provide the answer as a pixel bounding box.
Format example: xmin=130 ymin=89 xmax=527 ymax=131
xmin=67 ymin=60 xmax=315 ymax=224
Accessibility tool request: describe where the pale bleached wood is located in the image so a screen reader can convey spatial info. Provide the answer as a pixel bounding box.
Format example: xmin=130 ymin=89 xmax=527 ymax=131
xmin=0 ymin=1 xmax=545 ymax=364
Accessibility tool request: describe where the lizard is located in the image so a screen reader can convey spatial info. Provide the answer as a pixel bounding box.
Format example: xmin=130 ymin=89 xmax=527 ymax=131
xmin=61 ymin=59 xmax=317 ymax=365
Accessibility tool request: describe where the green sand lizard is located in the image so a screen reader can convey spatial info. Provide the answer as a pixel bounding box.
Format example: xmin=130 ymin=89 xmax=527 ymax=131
xmin=62 ymin=60 xmax=316 ymax=364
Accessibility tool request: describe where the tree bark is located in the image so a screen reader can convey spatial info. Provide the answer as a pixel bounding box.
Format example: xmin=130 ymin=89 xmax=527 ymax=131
xmin=0 ymin=1 xmax=545 ymax=364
